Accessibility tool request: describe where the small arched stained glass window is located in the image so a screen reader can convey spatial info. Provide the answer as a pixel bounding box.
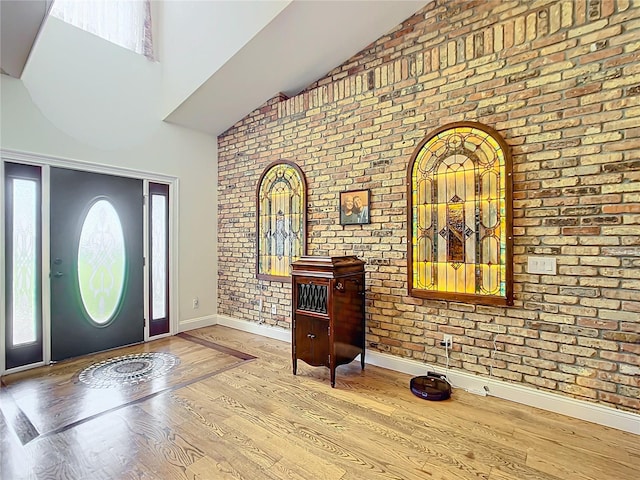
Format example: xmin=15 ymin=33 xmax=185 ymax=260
xmin=257 ymin=162 xmax=307 ymax=281
xmin=407 ymin=122 xmax=513 ymax=306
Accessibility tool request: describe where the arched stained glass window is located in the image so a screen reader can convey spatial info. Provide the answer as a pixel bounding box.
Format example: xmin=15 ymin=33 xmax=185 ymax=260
xmin=407 ymin=122 xmax=513 ymax=306
xmin=257 ymin=161 xmax=307 ymax=281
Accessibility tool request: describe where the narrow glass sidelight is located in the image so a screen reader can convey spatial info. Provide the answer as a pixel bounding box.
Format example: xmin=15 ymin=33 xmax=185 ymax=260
xmin=4 ymin=162 xmax=43 ymax=369
xmin=151 ymin=193 xmax=167 ymax=319
xmin=11 ymin=179 xmax=38 ymax=345
xmin=149 ymin=183 xmax=169 ymax=336
xmin=78 ymin=199 xmax=126 ymax=325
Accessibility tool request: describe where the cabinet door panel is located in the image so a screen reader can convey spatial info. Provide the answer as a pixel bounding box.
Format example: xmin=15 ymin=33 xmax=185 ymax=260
xmin=295 ymin=315 xmax=329 ymax=367
xmin=333 ymin=276 xmax=365 ymax=365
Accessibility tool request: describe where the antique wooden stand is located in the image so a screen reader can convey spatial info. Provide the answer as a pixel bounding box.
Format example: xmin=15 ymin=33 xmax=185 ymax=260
xmin=291 ymin=256 xmax=365 ymax=387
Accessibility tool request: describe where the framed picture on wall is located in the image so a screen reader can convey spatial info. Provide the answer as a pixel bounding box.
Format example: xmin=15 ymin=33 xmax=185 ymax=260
xmin=340 ymin=189 xmax=370 ymax=225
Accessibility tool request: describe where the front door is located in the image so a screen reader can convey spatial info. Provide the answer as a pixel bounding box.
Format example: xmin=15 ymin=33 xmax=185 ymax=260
xmin=50 ymin=168 xmax=144 ymax=361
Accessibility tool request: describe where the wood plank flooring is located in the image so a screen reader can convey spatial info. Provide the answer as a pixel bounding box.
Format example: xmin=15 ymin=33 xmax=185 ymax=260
xmin=1 ymin=325 xmax=638 ymax=480
xmin=1 ymin=333 xmax=252 ymax=443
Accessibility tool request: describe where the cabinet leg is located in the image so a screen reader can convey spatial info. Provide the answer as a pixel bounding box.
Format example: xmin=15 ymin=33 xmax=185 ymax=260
xmin=361 ymin=352 xmax=365 ymax=370
xmin=330 ymin=368 xmax=335 ymax=388
xmin=293 ymin=358 xmax=297 ymax=375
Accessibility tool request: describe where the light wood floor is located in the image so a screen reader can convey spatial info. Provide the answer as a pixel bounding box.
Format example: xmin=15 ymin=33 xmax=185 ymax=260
xmin=1 ymin=325 xmax=638 ymax=480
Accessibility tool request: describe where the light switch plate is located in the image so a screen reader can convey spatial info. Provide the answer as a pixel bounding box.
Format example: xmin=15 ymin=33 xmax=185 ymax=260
xmin=527 ymin=256 xmax=557 ymax=275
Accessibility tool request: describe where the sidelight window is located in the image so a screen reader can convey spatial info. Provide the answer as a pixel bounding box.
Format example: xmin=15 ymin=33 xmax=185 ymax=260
xmin=149 ymin=183 xmax=170 ymax=336
xmin=4 ymin=162 xmax=43 ymax=369
xmin=11 ymin=179 xmax=38 ymax=344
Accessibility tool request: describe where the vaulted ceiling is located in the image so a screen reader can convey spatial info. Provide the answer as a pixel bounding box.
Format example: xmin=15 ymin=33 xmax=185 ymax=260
xmin=0 ymin=0 xmax=426 ymax=137
xmin=161 ymin=1 xmax=427 ymax=136
xmin=0 ymin=0 xmax=53 ymax=78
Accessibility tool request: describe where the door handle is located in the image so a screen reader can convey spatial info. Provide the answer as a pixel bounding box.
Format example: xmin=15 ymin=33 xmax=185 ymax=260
xmin=53 ymin=271 xmax=65 ymax=278
xmin=307 ymin=333 xmax=316 ymax=339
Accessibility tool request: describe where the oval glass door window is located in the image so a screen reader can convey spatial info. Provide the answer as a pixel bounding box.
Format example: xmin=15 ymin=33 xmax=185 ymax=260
xmin=78 ymin=199 xmax=126 ymax=325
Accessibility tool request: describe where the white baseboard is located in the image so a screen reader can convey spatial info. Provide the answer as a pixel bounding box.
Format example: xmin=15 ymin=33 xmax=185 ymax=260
xmin=216 ymin=314 xmax=292 ymax=342
xmin=217 ymin=315 xmax=640 ymax=435
xmin=178 ymin=314 xmax=217 ymax=333
xmin=366 ymin=350 xmax=640 ymax=435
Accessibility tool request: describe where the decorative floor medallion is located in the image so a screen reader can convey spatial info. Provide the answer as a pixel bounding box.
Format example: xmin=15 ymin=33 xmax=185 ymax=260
xmin=78 ymin=352 xmax=180 ymax=388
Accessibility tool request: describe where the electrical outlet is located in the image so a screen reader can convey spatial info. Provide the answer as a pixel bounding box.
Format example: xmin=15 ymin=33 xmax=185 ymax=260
xmin=192 ymin=297 xmax=199 ymax=309
xmin=271 ymin=304 xmax=277 ymax=315
xmin=441 ymin=334 xmax=453 ymax=348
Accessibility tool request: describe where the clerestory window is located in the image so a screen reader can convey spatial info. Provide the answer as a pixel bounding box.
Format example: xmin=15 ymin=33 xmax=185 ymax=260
xmin=50 ymin=0 xmax=154 ymax=59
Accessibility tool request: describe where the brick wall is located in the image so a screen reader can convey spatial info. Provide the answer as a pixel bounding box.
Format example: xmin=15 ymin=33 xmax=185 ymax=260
xmin=218 ymin=0 xmax=640 ymax=412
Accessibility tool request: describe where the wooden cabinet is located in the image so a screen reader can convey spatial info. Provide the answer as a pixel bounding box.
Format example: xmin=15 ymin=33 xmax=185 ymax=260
xmin=291 ymin=256 xmax=365 ymax=387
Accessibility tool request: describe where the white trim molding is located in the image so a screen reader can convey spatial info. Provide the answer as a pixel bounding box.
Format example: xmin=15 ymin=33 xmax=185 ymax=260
xmin=216 ymin=314 xmax=291 ymax=343
xmin=0 ymin=149 xmax=176 ymax=183
xmin=0 ymin=160 xmax=5 ymax=375
xmin=178 ymin=314 xmax=218 ymax=333
xmin=217 ymin=315 xmax=640 ymax=435
xmin=1 ymin=148 xmax=180 ymax=375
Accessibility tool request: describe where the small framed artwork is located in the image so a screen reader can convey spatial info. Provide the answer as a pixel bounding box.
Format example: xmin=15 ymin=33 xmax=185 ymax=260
xmin=340 ymin=189 xmax=370 ymax=225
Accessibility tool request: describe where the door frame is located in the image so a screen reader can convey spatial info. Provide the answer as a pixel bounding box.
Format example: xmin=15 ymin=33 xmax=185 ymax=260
xmin=0 ymin=149 xmax=179 ymax=375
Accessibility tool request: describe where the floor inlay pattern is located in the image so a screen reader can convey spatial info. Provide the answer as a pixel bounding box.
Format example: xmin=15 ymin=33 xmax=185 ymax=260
xmin=78 ymin=352 xmax=180 ymax=388
xmin=1 ymin=334 xmax=256 ymax=445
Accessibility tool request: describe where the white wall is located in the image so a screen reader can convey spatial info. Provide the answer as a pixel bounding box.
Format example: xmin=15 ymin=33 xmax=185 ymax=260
xmin=158 ymin=0 xmax=291 ymax=118
xmin=0 ymin=16 xmax=218 ymax=332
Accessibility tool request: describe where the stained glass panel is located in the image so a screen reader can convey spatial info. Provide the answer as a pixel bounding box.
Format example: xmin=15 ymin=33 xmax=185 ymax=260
xmin=78 ymin=199 xmax=126 ymax=324
xmin=12 ymin=179 xmax=37 ymax=345
xmin=408 ymin=123 xmax=512 ymax=305
xmin=151 ymin=194 xmax=167 ymax=319
xmin=446 ymin=202 xmax=465 ymax=263
xmin=257 ymin=162 xmax=306 ymax=280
